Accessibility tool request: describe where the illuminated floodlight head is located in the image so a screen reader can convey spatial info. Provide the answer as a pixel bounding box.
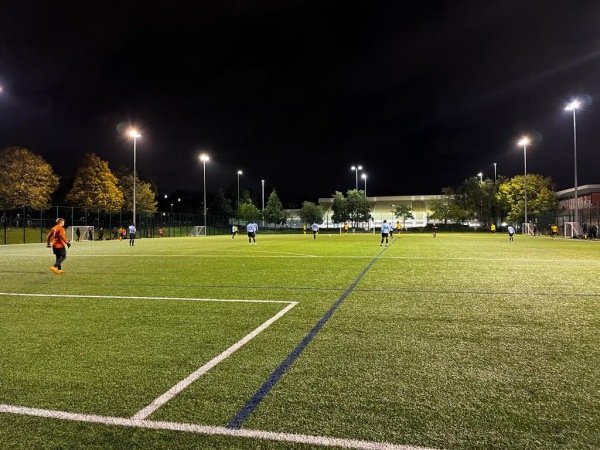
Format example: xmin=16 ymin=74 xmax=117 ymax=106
xmin=518 ymin=136 xmax=530 ymax=147
xmin=237 ymin=170 xmax=243 ymax=175
xmin=565 ymin=100 xmax=581 ymax=111
xmin=128 ymin=129 xmax=141 ymax=139
xmin=0 ymin=86 xmax=3 ymax=93
xmin=361 ymin=173 xmax=367 ymax=179
xmin=477 ymin=172 xmax=483 ymax=178
xmin=200 ymin=153 xmax=209 ymax=162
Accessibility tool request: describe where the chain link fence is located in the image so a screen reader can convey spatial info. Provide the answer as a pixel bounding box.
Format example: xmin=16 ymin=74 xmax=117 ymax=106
xmin=0 ymin=206 xmax=231 ymax=245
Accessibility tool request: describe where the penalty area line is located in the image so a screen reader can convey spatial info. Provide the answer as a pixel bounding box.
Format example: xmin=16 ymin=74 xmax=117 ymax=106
xmin=131 ymin=301 xmax=298 ymax=420
xmin=0 ymin=404 xmax=436 ymax=450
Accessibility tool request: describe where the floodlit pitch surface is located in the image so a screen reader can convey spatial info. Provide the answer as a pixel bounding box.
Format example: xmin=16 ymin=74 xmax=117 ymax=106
xmin=0 ymin=232 xmax=598 ymax=450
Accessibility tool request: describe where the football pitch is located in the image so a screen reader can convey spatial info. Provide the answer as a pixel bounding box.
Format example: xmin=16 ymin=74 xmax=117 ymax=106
xmin=0 ymin=232 xmax=598 ymax=450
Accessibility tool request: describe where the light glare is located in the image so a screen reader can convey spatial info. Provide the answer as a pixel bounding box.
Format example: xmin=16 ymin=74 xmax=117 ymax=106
xmin=128 ymin=129 xmax=141 ymax=138
xmin=200 ymin=154 xmax=209 ymax=162
xmin=565 ymin=100 xmax=581 ymax=111
xmin=518 ymin=137 xmax=530 ymax=146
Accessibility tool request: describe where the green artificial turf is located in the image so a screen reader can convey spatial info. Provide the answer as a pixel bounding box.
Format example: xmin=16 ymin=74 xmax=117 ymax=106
xmin=0 ymin=232 xmax=598 ymax=449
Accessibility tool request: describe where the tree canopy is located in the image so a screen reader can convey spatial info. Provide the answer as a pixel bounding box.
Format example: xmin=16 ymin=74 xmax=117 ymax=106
xmin=0 ymin=147 xmax=59 ymax=210
xmin=263 ymin=189 xmax=286 ymax=226
xmin=66 ymin=152 xmax=124 ymax=212
xmin=496 ymin=174 xmax=557 ymax=224
xmin=331 ymin=189 xmax=371 ymax=225
xmin=298 ymin=201 xmax=323 ymax=224
xmin=118 ymin=170 xmax=158 ymax=213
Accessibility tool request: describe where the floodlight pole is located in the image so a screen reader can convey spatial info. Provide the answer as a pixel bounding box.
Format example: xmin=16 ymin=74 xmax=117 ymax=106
xmin=565 ymin=100 xmax=581 ymax=224
xmin=200 ymin=154 xmax=209 ymax=231
xmin=571 ymin=108 xmax=578 ymax=224
xmin=351 ymin=165 xmax=362 ymax=190
xmin=523 ymin=143 xmax=528 ymax=225
xmin=128 ymin=130 xmax=141 ymax=226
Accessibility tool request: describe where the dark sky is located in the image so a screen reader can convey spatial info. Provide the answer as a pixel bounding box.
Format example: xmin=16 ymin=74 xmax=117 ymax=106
xmin=1 ymin=1 xmax=600 ymax=206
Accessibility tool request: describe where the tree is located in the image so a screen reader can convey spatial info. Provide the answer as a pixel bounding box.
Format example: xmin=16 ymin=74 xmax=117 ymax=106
xmin=331 ymin=191 xmax=348 ymax=224
xmin=331 ymin=189 xmax=371 ymax=226
xmin=428 ymin=187 xmax=456 ymax=225
xmin=394 ymin=204 xmax=415 ymax=227
xmin=263 ymin=189 xmax=285 ymax=226
xmin=238 ymin=200 xmax=261 ymax=222
xmin=0 ymin=147 xmax=59 ymax=210
xmin=298 ymin=201 xmax=323 ymax=224
xmin=118 ymin=170 xmax=158 ymax=213
xmin=496 ymin=174 xmax=557 ymax=224
xmin=212 ymin=189 xmax=233 ymax=218
xmin=66 ymin=152 xmax=123 ymax=212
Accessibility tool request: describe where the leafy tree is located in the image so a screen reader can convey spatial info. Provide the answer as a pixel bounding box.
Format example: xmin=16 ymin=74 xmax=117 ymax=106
xmin=331 ymin=191 xmax=348 ymax=224
xmin=0 ymin=147 xmax=59 ymax=210
xmin=118 ymin=170 xmax=158 ymax=213
xmin=238 ymin=200 xmax=261 ymax=222
xmin=263 ymin=189 xmax=285 ymax=226
xmin=298 ymin=201 xmax=323 ymax=224
xmin=496 ymin=174 xmax=557 ymax=224
xmin=331 ymin=189 xmax=371 ymax=226
xmin=212 ymin=189 xmax=233 ymax=218
xmin=428 ymin=187 xmax=458 ymax=225
xmin=66 ymin=152 xmax=123 ymax=212
xmin=393 ymin=204 xmax=415 ymax=227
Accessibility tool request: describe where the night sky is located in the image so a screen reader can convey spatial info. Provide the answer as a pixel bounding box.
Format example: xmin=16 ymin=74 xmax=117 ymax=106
xmin=1 ymin=1 xmax=599 ymax=206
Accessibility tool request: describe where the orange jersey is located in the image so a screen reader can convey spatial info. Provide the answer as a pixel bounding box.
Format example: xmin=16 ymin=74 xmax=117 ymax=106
xmin=47 ymin=225 xmax=68 ymax=248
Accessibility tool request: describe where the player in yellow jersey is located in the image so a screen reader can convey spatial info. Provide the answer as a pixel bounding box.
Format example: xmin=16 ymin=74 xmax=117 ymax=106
xmin=490 ymin=223 xmax=496 ymax=236
xmin=303 ymin=224 xmax=306 ymax=235
xmin=344 ymin=223 xmax=349 ymax=235
xmin=396 ymin=221 xmax=401 ymax=237
xmin=550 ymin=224 xmax=558 ymax=240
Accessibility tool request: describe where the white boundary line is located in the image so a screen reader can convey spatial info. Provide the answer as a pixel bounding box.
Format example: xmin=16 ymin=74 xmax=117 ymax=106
xmin=0 ymin=404 xmax=436 ymax=450
xmin=0 ymin=292 xmax=291 ymax=304
xmin=132 ymin=301 xmax=297 ymax=420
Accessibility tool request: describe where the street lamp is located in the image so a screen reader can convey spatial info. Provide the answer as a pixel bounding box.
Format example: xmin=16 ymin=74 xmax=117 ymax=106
xmin=477 ymin=172 xmax=483 ymax=182
xmin=518 ymin=136 xmax=530 ymax=226
xmin=351 ymin=165 xmax=363 ymax=190
xmin=128 ymin=129 xmax=141 ymax=226
xmin=361 ymin=173 xmax=367 ymax=197
xmin=565 ymin=99 xmax=581 ymax=224
xmin=237 ymin=170 xmax=243 ymax=210
xmin=200 ymin=154 xmax=209 ymax=230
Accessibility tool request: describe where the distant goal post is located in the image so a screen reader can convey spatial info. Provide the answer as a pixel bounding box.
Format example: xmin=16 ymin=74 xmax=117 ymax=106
xmin=190 ymin=226 xmax=206 ymax=237
xmin=564 ymin=222 xmax=582 ymax=239
xmin=70 ymin=226 xmax=94 ymax=241
xmin=522 ymin=223 xmax=535 ymax=235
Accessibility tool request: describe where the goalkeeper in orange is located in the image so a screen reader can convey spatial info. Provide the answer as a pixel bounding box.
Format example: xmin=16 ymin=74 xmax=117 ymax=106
xmin=47 ymin=218 xmax=71 ymax=274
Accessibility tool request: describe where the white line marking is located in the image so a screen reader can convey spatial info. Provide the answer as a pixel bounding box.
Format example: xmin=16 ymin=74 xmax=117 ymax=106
xmin=0 ymin=292 xmax=291 ymax=304
xmin=0 ymin=404 xmax=436 ymax=450
xmin=132 ymin=301 xmax=298 ymax=420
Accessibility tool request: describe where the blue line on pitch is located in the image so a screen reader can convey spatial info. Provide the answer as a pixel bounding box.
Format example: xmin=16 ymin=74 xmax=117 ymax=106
xmin=227 ymin=246 xmax=389 ymax=429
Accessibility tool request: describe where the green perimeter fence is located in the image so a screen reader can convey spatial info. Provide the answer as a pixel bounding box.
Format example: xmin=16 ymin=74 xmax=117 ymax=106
xmin=0 ymin=206 xmax=234 ymax=245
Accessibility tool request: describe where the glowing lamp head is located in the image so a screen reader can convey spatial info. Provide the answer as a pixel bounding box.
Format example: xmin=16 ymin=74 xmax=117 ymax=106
xmin=361 ymin=173 xmax=367 ymax=179
xmin=477 ymin=172 xmax=483 ymax=177
xmin=237 ymin=170 xmax=243 ymax=175
xmin=518 ymin=137 xmax=530 ymax=147
xmin=128 ymin=129 xmax=141 ymax=139
xmin=565 ymin=100 xmax=581 ymax=111
xmin=200 ymin=154 xmax=209 ymax=162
